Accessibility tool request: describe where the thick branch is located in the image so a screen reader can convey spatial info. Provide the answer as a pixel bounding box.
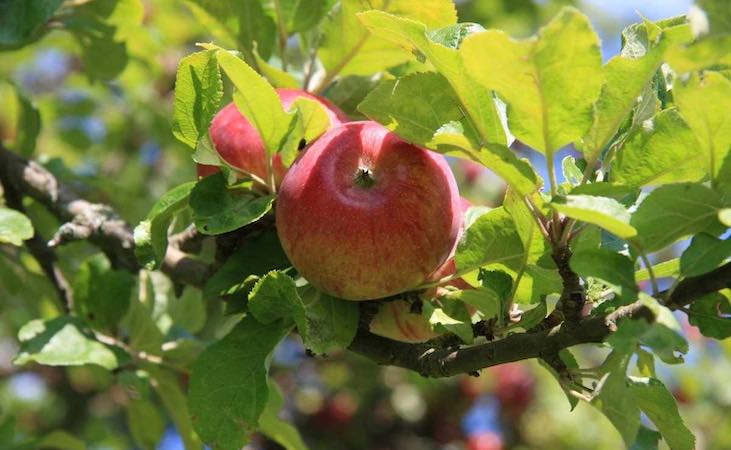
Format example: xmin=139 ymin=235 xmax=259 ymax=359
xmin=0 ymin=145 xmax=211 ymax=288
xmin=348 ymin=263 xmax=730 ymax=378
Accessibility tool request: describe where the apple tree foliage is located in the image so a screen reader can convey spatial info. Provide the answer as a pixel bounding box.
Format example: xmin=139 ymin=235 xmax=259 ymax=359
xmin=1 ymin=0 xmax=731 ymax=449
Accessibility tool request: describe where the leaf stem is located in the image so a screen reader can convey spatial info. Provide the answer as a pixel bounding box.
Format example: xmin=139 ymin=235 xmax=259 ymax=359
xmin=636 ymin=247 xmax=659 ymax=296
xmin=273 ymin=0 xmax=289 ymax=71
xmin=313 ymin=32 xmax=369 ymax=94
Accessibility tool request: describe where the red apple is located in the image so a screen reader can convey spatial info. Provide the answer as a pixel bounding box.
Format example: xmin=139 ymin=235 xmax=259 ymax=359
xmin=275 ymin=121 xmax=462 ymax=300
xmin=369 ymin=299 xmax=437 ymax=343
xmin=197 ymin=88 xmax=348 ymax=183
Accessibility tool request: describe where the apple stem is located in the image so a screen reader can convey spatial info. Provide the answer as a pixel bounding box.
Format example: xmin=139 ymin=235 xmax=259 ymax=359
xmin=353 ymin=167 xmax=376 ymax=188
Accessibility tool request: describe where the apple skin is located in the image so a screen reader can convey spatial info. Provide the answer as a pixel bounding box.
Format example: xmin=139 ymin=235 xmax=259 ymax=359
xmin=369 ymin=198 xmax=473 ymax=342
xmin=197 ymin=88 xmax=348 ymax=182
xmin=275 ymin=121 xmax=462 ymax=301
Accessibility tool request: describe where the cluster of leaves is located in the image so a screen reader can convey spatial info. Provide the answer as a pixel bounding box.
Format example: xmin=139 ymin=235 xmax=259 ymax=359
xmin=1 ymin=0 xmax=731 ymax=450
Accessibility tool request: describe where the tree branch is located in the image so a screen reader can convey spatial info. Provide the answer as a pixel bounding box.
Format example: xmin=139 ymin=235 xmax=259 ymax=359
xmin=2 ymin=179 xmax=73 ymax=312
xmin=0 ymin=145 xmax=211 ymax=288
xmin=348 ymin=262 xmax=731 ymax=378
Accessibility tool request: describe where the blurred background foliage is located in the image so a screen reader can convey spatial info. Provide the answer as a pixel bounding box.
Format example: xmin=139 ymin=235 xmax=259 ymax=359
xmin=1 ymin=0 xmax=730 ymax=449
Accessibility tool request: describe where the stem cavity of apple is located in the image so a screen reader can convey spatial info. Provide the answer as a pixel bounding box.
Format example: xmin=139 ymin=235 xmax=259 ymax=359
xmin=353 ymin=167 xmax=376 ymax=188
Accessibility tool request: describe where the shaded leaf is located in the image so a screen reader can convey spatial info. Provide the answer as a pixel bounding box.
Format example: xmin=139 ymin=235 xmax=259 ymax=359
xmin=259 ymin=381 xmax=309 ymax=450
xmin=127 ymin=399 xmax=165 ymax=450
xmin=189 ymin=173 xmax=274 ymax=235
xmin=628 ymin=377 xmax=695 ymax=450
xmin=680 ymin=233 xmax=731 ymax=277
xmin=73 ymin=254 xmax=133 ymax=330
xmin=687 ymin=291 xmax=731 ymax=339
xmin=0 ymin=0 xmax=63 ymax=49
xmin=188 ymin=316 xmax=290 ymax=449
xmin=571 ymin=249 xmax=638 ymax=301
xmin=149 ymin=367 xmax=203 ymax=450
xmin=299 ymin=286 xmax=360 ymax=354
xmin=134 ymin=181 xmax=196 ymax=270
xmin=630 ymin=183 xmax=724 ymax=252
xmin=204 ymin=230 xmax=289 ymax=299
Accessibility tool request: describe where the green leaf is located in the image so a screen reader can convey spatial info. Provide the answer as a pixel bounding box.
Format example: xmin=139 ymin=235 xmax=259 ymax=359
xmin=580 ymin=39 xmax=668 ymax=163
xmin=36 ymin=430 xmax=86 ymax=450
xmin=697 ymin=0 xmax=731 ymax=36
xmin=551 ymin=195 xmax=637 ymax=239
xmin=64 ymin=0 xmax=144 ymax=81
xmin=279 ymin=97 xmax=332 ymax=167
xmin=186 ymin=0 xmax=275 ymax=59
xmin=216 ymin=49 xmax=296 ymax=155
xmin=536 ymin=347 xmax=578 ymax=410
xmin=591 ymin=352 xmax=640 ymax=447
xmin=456 ymin=207 xmax=525 ymax=274
xmin=123 ymin=294 xmax=164 ymax=355
xmin=13 ymin=85 xmax=41 ymax=156
xmin=277 ymin=0 xmax=327 ymax=34
xmin=14 ymin=317 xmax=127 ymax=370
xmin=721 ymin=208 xmax=731 ymax=226
xmin=134 ymin=181 xmax=195 ymax=270
xmin=429 ymin=124 xmax=539 ymax=196
xmin=0 ymin=0 xmax=63 ymax=49
xmin=461 ymin=7 xmax=602 ymax=155
xmin=320 ymin=0 xmax=457 ymax=77
xmin=127 ymin=399 xmax=165 ymax=450
xmin=446 ymin=287 xmax=500 ymax=319
xmin=149 ymin=367 xmax=203 ymax=450
xmin=299 ymin=286 xmax=360 ymax=354
xmin=673 ymin=72 xmax=731 ymax=184
xmin=630 ymin=183 xmax=724 ymax=252
xmin=204 ymin=230 xmax=289 ymax=299
xmin=570 ymin=249 xmax=638 ymax=301
xmin=423 ymin=299 xmax=473 ymax=344
xmin=189 ymin=173 xmax=274 ymax=235
xmin=612 ymin=109 xmax=704 ymax=187
xmin=0 ymin=207 xmax=33 ymax=246
xmin=73 ymin=254 xmax=133 ymax=330
xmin=358 ymin=72 xmax=466 ymax=146
xmin=358 ymin=11 xmax=506 ymax=145
xmin=427 ymin=22 xmax=485 ymax=48
xmin=172 ymin=50 xmax=223 ymax=149
xmin=687 ymin=291 xmax=731 ymax=339
xmin=259 ymin=381 xmax=309 ymax=450
xmin=638 ymin=294 xmax=688 ymax=364
xmin=635 ymin=258 xmax=679 ymax=281
xmin=680 ymin=233 xmax=731 ymax=277
xmin=667 ymin=35 xmax=731 ymax=73
xmin=508 ymin=265 xmax=560 ymax=304
xmin=628 ymin=377 xmax=695 ymax=450
xmin=188 ymin=316 xmax=290 ymax=449
xmin=249 ymin=271 xmax=307 ymax=335
xmin=630 ymin=426 xmax=662 ymax=450
xmin=167 ymin=287 xmax=206 ymax=334
xmin=161 ymin=339 xmax=205 ymax=371
xmin=254 ymin=49 xmax=300 ymax=89
xmin=635 ymin=347 xmax=656 ymax=377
